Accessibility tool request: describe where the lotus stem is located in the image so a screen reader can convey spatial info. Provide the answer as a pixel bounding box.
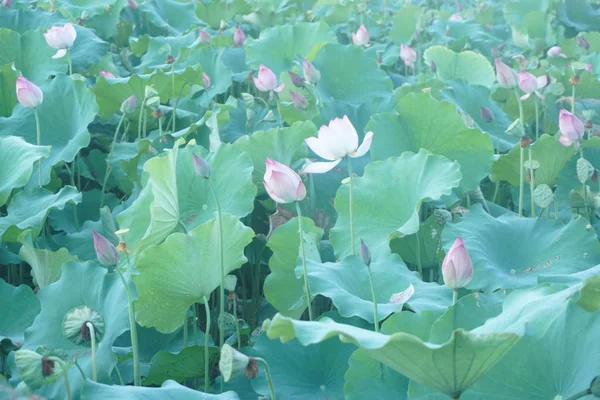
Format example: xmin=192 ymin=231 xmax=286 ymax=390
xmin=514 ymin=89 xmax=525 ymax=137
xmin=34 ymin=108 xmax=42 ymax=187
xmin=528 ymin=147 xmax=535 ymax=216
xmin=67 ymin=49 xmax=73 ymax=76
xmin=49 ymin=357 xmax=72 ymax=400
xmin=255 ymin=357 xmax=276 ymax=400
xmin=86 ymin=322 xmax=97 ymax=382
xmin=116 ymin=264 xmax=140 ymax=386
xmin=534 ymin=97 xmax=540 ymax=140
xmin=346 ymin=158 xmax=356 ymax=256
xmin=295 ymin=202 xmax=314 ymax=321
xmin=232 ymin=294 xmax=242 ymax=349
xmin=519 ymin=146 xmax=524 ymax=217
xmin=580 ymin=148 xmax=591 ymax=221
xmin=171 ymin=63 xmax=177 ymax=133
xmin=415 ymin=233 xmax=423 ymax=278
xmin=100 ymin=113 xmax=126 ymax=208
xmin=183 ymin=314 xmax=188 ymax=347
xmin=203 ymin=296 xmax=210 ymax=393
xmin=572 ymin=84 xmax=576 ymax=114
xmin=565 ymin=388 xmax=591 ymax=400
xmin=365 ymin=263 xmax=379 ymax=332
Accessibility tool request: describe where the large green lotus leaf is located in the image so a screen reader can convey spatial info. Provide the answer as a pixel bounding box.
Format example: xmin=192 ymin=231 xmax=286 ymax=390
xmin=390 ymin=5 xmax=422 ymax=45
xmin=134 ymin=32 xmax=202 ymax=71
xmin=443 ymin=206 xmax=600 ymax=291
xmin=0 ymin=29 xmax=66 ymax=82
xmin=265 ymin=314 xmax=521 ymax=398
xmin=246 ymin=22 xmax=336 ymax=75
xmin=58 ymin=0 xmax=126 ymax=40
xmin=23 ymin=262 xmax=130 ymax=400
xmin=81 ymin=379 xmax=240 ymax=399
xmin=0 ymin=64 xmax=19 ymax=117
xmin=139 ymin=0 xmax=202 ymax=35
xmin=556 ymin=0 xmax=600 ymax=32
xmin=0 ymin=75 xmax=96 ymax=186
xmin=367 ymin=93 xmax=493 ymax=192
xmin=264 ymin=217 xmax=323 ymax=319
xmin=0 ymin=8 xmax=64 ymax=32
xmin=423 ymin=46 xmax=495 ymax=88
xmin=0 ymin=186 xmax=81 ymax=242
xmin=313 ymin=43 xmax=393 ymax=105
xmin=134 ymin=214 xmax=254 ymax=333
xmin=180 ymin=47 xmax=233 ymax=108
xmin=195 ymin=0 xmax=251 ymax=29
xmin=390 ymin=214 xmax=445 ymax=270
xmin=234 ymin=121 xmax=315 ymax=193
xmin=426 ymin=19 xmax=506 ymax=59
xmin=143 ymin=345 xmax=220 ymax=386
xmin=490 ymin=134 xmax=573 ymax=187
xmin=0 ymin=280 xmax=40 ymax=345
xmin=330 ymin=150 xmax=462 ymax=260
xmin=0 ymin=136 xmax=50 ymax=207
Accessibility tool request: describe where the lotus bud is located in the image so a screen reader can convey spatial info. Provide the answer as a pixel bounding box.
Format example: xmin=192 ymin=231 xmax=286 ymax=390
xmin=253 ymin=65 xmax=284 ymax=94
xmin=590 ymin=376 xmax=600 ymax=397
xmin=198 ymin=28 xmax=211 ymax=43
xmin=16 ymin=77 xmax=43 ymax=108
xmin=359 ymin=239 xmax=371 ymax=267
xmin=520 ymin=135 xmax=532 ymax=148
xmin=449 ymin=13 xmax=463 ymax=21
xmin=43 ymin=23 xmax=77 ymax=59
xmin=290 ymin=90 xmax=308 ymax=110
xmin=586 ymin=63 xmax=593 ymax=73
xmin=577 ymin=35 xmax=590 ymax=50
xmin=570 ymin=74 xmax=581 ymax=86
xmin=352 ymin=24 xmax=370 ymax=46
xmin=203 ymin=72 xmax=211 ymax=88
xmin=442 ymin=237 xmax=473 ymax=289
xmin=558 ymin=109 xmax=585 ymax=147
xmin=430 ymin=61 xmax=437 ymax=73
xmin=233 ymin=28 xmax=245 ymax=47
xmin=99 ymin=71 xmax=115 ymax=78
xmin=62 ymin=306 xmax=105 ymax=346
xmin=2 ymin=0 xmax=10 ymax=7
xmin=400 ymin=44 xmax=417 ymax=68
xmin=480 ymin=106 xmax=494 ymax=123
xmin=518 ymin=71 xmax=538 ymax=94
xmin=495 ymin=59 xmax=517 ymax=88
xmin=288 ymin=71 xmax=304 ymax=87
xmin=165 ymin=55 xmax=175 ymax=64
xmin=302 ymin=58 xmax=320 ymax=84
xmin=120 ymin=94 xmax=136 ymax=114
xmin=263 ymin=158 xmax=306 ymax=204
xmin=14 ymin=350 xmax=59 ymax=390
xmin=546 ymin=46 xmax=566 ymax=58
xmin=92 ymin=230 xmax=120 ymax=266
xmin=219 ymin=344 xmax=258 ymax=382
xmin=192 ymin=153 xmax=211 ymax=179
xmin=127 ymin=0 xmax=138 ymax=9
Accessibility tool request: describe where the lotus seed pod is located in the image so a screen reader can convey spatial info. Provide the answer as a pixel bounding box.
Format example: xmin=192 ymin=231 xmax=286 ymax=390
xmin=14 ymin=350 xmax=57 ymax=390
xmin=219 ymin=343 xmax=254 ymax=382
xmin=62 ymin=306 xmax=105 ymax=346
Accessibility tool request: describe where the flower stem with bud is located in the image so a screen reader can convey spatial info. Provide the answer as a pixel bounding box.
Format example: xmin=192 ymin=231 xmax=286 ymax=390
xmin=528 ymin=147 xmax=535 ymax=215
xmin=295 ymin=202 xmax=314 ymax=321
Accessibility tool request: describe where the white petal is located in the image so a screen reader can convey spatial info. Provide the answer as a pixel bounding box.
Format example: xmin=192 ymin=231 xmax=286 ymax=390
xmin=52 ymin=48 xmax=67 ymax=59
xmin=351 ymin=131 xmax=373 ymax=158
xmin=520 ymin=93 xmax=531 ymax=101
xmin=300 ymin=159 xmax=342 ymax=174
xmin=305 ymin=137 xmax=336 ymax=161
xmin=315 ymin=125 xmax=347 ymax=159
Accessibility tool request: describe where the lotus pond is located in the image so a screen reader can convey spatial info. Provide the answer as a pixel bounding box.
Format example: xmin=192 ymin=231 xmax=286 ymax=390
xmin=2 ymin=0 xmax=600 ymax=399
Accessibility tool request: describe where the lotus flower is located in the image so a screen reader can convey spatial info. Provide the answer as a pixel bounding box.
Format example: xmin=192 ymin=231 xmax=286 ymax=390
xmin=263 ymin=158 xmax=306 ymax=204
xmin=449 ymin=13 xmax=463 ymax=21
xmin=233 ymin=28 xmax=245 ymax=47
xmin=518 ymin=71 xmax=547 ymax=100
xmin=99 ymin=71 xmax=115 ymax=78
xmin=253 ymin=65 xmax=284 ymax=99
xmin=301 ymin=115 xmax=373 ymax=174
xmin=480 ymin=106 xmax=494 ymax=123
xmin=43 ymin=23 xmax=77 ymax=59
xmin=400 ymin=44 xmax=417 ymax=68
xmin=302 ymin=58 xmax=320 ymax=84
xmin=203 ymin=72 xmax=211 ymax=88
xmin=120 ymin=95 xmax=136 ymax=114
xmin=442 ymin=237 xmax=473 ymax=289
xmin=359 ymin=239 xmax=371 ymax=267
xmin=586 ymin=63 xmax=593 ymax=73
xmin=193 ymin=154 xmax=211 ymax=179
xmin=495 ymin=59 xmax=517 ymax=88
xmin=199 ymin=28 xmax=211 ymax=43
xmin=352 ymin=24 xmax=369 ymax=46
xmin=92 ymin=230 xmax=120 ymax=267
xmin=558 ymin=109 xmax=585 ymax=148
xmin=16 ymin=76 xmax=43 ymax=108
xmin=546 ymin=46 xmax=566 ymax=58
xmin=290 ymin=90 xmax=308 ymax=110
xmin=3 ymin=0 xmax=10 ymax=7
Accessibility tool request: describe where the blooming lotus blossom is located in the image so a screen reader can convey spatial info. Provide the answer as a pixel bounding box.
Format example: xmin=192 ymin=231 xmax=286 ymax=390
xmin=449 ymin=13 xmax=463 ymax=21
xmin=558 ymin=109 xmax=585 ymax=148
xmin=400 ymin=44 xmax=417 ymax=68
xmin=233 ymin=28 xmax=245 ymax=47
xmin=302 ymin=58 xmax=320 ymax=84
xmin=442 ymin=237 xmax=473 ymax=289
xmin=43 ymin=23 xmax=77 ymax=59
xmin=289 ymin=90 xmax=308 ymax=110
xmin=586 ymin=63 xmax=593 ymax=73
xmin=263 ymin=158 xmax=306 ymax=204
xmin=253 ymin=65 xmax=284 ymax=99
xmin=301 ymin=115 xmax=373 ymax=174
xmin=16 ymin=76 xmax=43 ymax=108
xmin=518 ymin=71 xmax=547 ymax=100
xmin=92 ymin=230 xmax=120 ymax=267
xmin=199 ymin=28 xmax=211 ymax=43
xmin=546 ymin=46 xmax=567 ymax=58
xmin=495 ymin=59 xmax=517 ymax=88
xmin=203 ymin=72 xmax=211 ymax=88
xmin=352 ymin=25 xmax=369 ymax=46
xmin=99 ymin=71 xmax=115 ymax=78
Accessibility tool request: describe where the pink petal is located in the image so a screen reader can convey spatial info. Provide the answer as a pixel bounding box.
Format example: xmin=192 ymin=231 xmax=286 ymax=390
xmin=274 ymin=83 xmax=285 ymax=93
xmin=351 ymin=131 xmax=373 ymax=158
xmin=559 ymin=135 xmax=574 ymax=147
xmin=300 ymin=159 xmax=342 ymax=174
xmin=253 ymin=76 xmax=268 ymax=92
xmin=52 ymin=48 xmax=67 ymax=59
xmin=520 ymin=93 xmax=531 ymax=101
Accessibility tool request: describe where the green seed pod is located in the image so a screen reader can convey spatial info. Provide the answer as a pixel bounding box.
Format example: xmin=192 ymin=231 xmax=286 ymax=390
xmin=14 ymin=350 xmax=59 ymax=390
xmin=62 ymin=306 xmax=105 ymax=346
xmin=219 ymin=344 xmax=257 ymax=382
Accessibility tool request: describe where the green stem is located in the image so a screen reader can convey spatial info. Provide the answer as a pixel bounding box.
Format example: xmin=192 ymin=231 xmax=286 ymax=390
xmin=534 ymin=98 xmax=540 ymax=141
xmin=519 ymin=146 xmax=524 ymax=217
xmin=183 ymin=313 xmax=188 ymax=347
xmin=86 ymin=322 xmax=98 ymax=382
xmin=202 ymin=296 xmax=211 ymax=393
xmin=452 ymin=289 xmax=458 ymax=306
xmin=514 ymin=89 xmax=525 ymax=136
xmin=528 ymin=147 xmax=535 ymax=216
xmin=207 ymin=179 xmax=225 ymax=357
xmin=67 ymin=49 xmax=73 ymax=76
xmin=347 ymin=158 xmax=356 ymax=256
xmin=193 ymin=305 xmax=199 ymax=345
xmin=565 ymin=388 xmax=591 ymax=400
xmin=492 ymin=181 xmax=500 ymax=204
xmin=415 ymin=233 xmax=423 ymax=278
xmin=232 ymin=294 xmax=242 ymax=349
xmin=580 ymin=148 xmax=592 ymax=221
xmin=116 ymin=267 xmax=140 ymax=386
xmin=114 ymin=364 xmax=124 ymax=385
xmin=64 ymin=163 xmax=80 ymax=230
xmin=365 ymin=263 xmax=379 ymax=332
xmin=572 ymin=84 xmax=576 ymax=114
xmin=34 ymin=108 xmax=42 ymax=187
xmin=101 ymin=113 xmax=126 ymax=208
xmin=171 ymin=63 xmax=177 ymax=133
xmin=137 ymin=96 xmax=146 ymax=140
xmin=295 ymin=202 xmax=314 ymax=321
xmin=255 ymin=357 xmax=276 ymax=400
xmin=50 ymin=358 xmax=72 ymax=400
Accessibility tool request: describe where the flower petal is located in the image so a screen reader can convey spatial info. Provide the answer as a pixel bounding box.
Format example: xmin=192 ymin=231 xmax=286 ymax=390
xmin=52 ymin=48 xmax=67 ymax=59
xmin=304 ymin=137 xmax=337 ymax=161
xmin=351 ymin=131 xmax=374 ymax=158
xmin=300 ymin=159 xmax=342 ymax=174
xmin=520 ymin=93 xmax=531 ymax=101
xmin=253 ymin=76 xmax=268 ymax=92
xmin=558 ymin=135 xmax=574 ymax=147
xmin=274 ymin=83 xmax=285 ymax=93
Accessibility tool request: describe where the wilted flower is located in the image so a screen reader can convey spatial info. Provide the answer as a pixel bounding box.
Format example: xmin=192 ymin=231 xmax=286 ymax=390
xmin=253 ymin=65 xmax=284 ymax=99
xmin=577 ymin=35 xmax=590 ymax=50
xmin=442 ymin=237 xmax=473 ymax=289
xmin=92 ymin=230 xmax=119 ymax=266
xmin=290 ymin=90 xmax=308 ymax=110
xmin=288 ymin=71 xmax=304 ymax=87
xmin=199 ymin=28 xmax=211 ymax=43
xmin=570 ymin=74 xmax=581 ymax=86
xmin=449 ymin=13 xmax=463 ymax=21
xmin=99 ymin=71 xmax=115 ymax=78
xmin=43 ymin=23 xmax=77 ymax=59
xmin=219 ymin=344 xmax=258 ymax=382
xmin=62 ymin=306 xmax=105 ymax=346
xmin=480 ymin=106 xmax=494 ymax=123
xmin=233 ymin=28 xmax=245 ymax=47
xmin=16 ymin=76 xmax=43 ymax=108
xmin=263 ymin=158 xmax=306 ymax=204
xmin=400 ymin=44 xmax=417 ymax=68
xmin=302 ymin=58 xmax=320 ymax=84
xmin=352 ymin=24 xmax=370 ymax=46
xmin=203 ymin=72 xmax=211 ymax=88
xmin=520 ymin=135 xmax=532 ymax=148
xmin=301 ymin=115 xmax=373 ymax=174
xmin=558 ymin=109 xmax=585 ymax=148
xmin=120 ymin=94 xmax=136 ymax=114
xmin=359 ymin=239 xmax=371 ymax=267
xmin=192 ymin=153 xmax=211 ymax=179
xmin=495 ymin=59 xmax=517 ymax=88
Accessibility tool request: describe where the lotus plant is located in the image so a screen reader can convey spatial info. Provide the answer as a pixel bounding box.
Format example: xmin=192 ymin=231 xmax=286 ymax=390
xmin=495 ymin=59 xmax=517 ymax=89
xmin=546 ymin=46 xmax=566 ymax=58
xmin=442 ymin=237 xmax=473 ymax=304
xmin=44 ymin=23 xmax=76 ymax=74
xmin=558 ymin=109 xmax=585 ymax=149
xmin=233 ymin=28 xmax=245 ymax=47
xmin=352 ymin=24 xmax=369 ymax=46
xmin=253 ymin=64 xmax=285 ymax=100
xmin=198 ymin=28 xmax=211 ymax=43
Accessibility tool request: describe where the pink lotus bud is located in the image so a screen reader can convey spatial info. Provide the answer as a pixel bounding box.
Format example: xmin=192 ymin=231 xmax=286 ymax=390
xmin=253 ymin=64 xmax=284 ymax=93
xmin=3 ymin=0 xmax=10 ymax=7
xmin=558 ymin=109 xmax=585 ymax=147
xmin=233 ymin=28 xmax=245 ymax=47
xmin=199 ymin=28 xmax=211 ymax=43
xmin=400 ymin=44 xmax=417 ymax=68
xmin=92 ymin=230 xmax=120 ymax=267
xmin=288 ymin=71 xmax=304 ymax=87
xmin=495 ymin=59 xmax=517 ymax=88
xmin=302 ymin=58 xmax=320 ymax=84
xmin=449 ymin=13 xmax=463 ymax=21
xmin=359 ymin=239 xmax=371 ymax=266
xmin=480 ymin=106 xmax=494 ymax=123
xmin=16 ymin=76 xmax=43 ymax=108
xmin=290 ymin=90 xmax=308 ymax=110
xmin=203 ymin=72 xmax=211 ymax=88
xmin=546 ymin=46 xmax=566 ymax=58
xmin=263 ymin=158 xmax=306 ymax=204
xmin=43 ymin=23 xmax=77 ymax=59
xmin=120 ymin=95 xmax=136 ymax=114
xmin=577 ymin=35 xmax=590 ymax=50
xmin=586 ymin=63 xmax=593 ymax=73
xmin=99 ymin=71 xmax=115 ymax=79
xmin=518 ymin=71 xmax=538 ymax=94
xmin=352 ymin=24 xmax=370 ymax=46
xmin=192 ymin=154 xmax=211 ymax=179
xmin=127 ymin=0 xmax=138 ymax=9
xmin=442 ymin=237 xmax=473 ymax=289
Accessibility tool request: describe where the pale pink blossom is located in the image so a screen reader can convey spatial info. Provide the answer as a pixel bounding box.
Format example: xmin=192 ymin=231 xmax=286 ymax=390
xmin=400 ymin=44 xmax=417 ymax=68
xmin=253 ymin=65 xmax=284 ymax=99
xmin=352 ymin=25 xmax=369 ymax=46
xmin=442 ymin=237 xmax=473 ymax=289
xmin=264 ymin=159 xmax=306 ymax=204
xmin=558 ymin=109 xmax=585 ymax=148
xmin=233 ymin=28 xmax=245 ymax=47
xmin=495 ymin=59 xmax=517 ymax=88
xmin=43 ymin=23 xmax=77 ymax=59
xmin=16 ymin=76 xmax=43 ymax=108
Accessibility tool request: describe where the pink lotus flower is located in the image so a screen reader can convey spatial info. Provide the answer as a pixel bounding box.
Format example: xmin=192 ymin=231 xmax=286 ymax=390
xmin=233 ymin=28 xmax=245 ymax=47
xmin=43 ymin=23 xmax=77 ymax=59
xmin=92 ymin=230 xmax=120 ymax=267
xmin=263 ymin=158 xmax=306 ymax=204
xmin=449 ymin=13 xmax=463 ymax=21
xmin=301 ymin=115 xmax=373 ymax=174
xmin=546 ymin=46 xmax=566 ymax=58
xmin=442 ymin=237 xmax=473 ymax=289
xmin=586 ymin=63 xmax=593 ymax=73
xmin=203 ymin=72 xmax=211 ymax=88
xmin=120 ymin=95 xmax=136 ymax=114
xmin=99 ymin=71 xmax=115 ymax=79
xmin=302 ymin=58 xmax=320 ymax=84
xmin=253 ymin=65 xmax=284 ymax=99
xmin=290 ymin=90 xmax=308 ymax=110
xmin=518 ymin=71 xmax=547 ymax=100
xmin=400 ymin=44 xmax=417 ymax=68
xmin=16 ymin=76 xmax=43 ymax=108
xmin=480 ymin=106 xmax=494 ymax=123
xmin=495 ymin=59 xmax=517 ymax=89
xmin=352 ymin=24 xmax=369 ymax=46
xmin=558 ymin=109 xmax=585 ymax=148
xmin=199 ymin=28 xmax=211 ymax=43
